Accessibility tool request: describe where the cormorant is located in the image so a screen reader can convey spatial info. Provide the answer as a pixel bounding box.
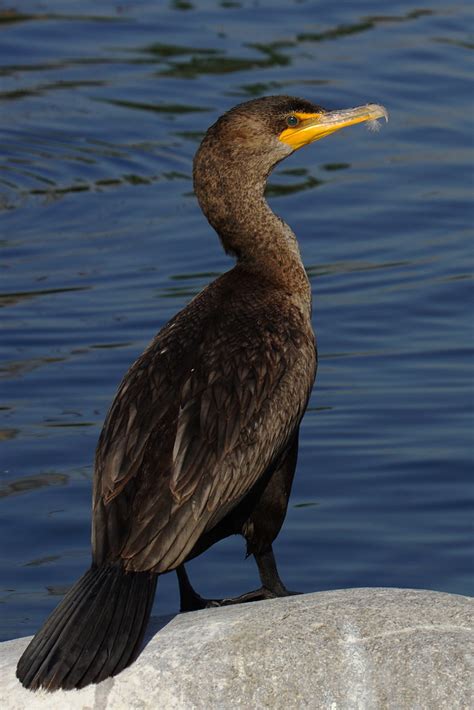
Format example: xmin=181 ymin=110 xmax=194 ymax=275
xmin=17 ymin=96 xmax=387 ymax=691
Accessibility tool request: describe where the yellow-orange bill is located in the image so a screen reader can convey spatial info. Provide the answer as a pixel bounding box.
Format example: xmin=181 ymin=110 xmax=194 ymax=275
xmin=279 ymin=104 xmax=388 ymax=150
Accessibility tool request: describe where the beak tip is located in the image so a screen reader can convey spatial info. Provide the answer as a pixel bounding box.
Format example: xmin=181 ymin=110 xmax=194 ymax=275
xmin=368 ymin=104 xmax=389 ymax=123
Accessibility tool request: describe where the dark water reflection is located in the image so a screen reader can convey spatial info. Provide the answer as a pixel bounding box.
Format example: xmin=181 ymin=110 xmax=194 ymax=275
xmin=0 ymin=0 xmax=472 ymax=640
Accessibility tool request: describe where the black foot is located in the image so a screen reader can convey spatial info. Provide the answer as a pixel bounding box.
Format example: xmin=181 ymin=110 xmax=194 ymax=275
xmin=177 ymin=546 xmax=298 ymax=612
xmin=213 ymin=585 xmax=301 ymax=606
xmin=180 ymin=589 xmax=219 ymax=612
xmin=177 ymin=565 xmax=300 ymax=612
xmin=180 ymin=587 xmax=300 ymax=611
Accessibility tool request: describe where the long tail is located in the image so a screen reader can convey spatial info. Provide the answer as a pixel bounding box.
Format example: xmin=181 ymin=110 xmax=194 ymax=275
xmin=16 ymin=562 xmax=158 ymax=691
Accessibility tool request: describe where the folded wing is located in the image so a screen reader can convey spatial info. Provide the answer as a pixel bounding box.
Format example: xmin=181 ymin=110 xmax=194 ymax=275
xmin=92 ymin=289 xmax=315 ymax=573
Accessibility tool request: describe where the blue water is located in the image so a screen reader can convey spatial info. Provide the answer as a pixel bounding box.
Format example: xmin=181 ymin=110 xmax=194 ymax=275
xmin=0 ymin=0 xmax=472 ymax=641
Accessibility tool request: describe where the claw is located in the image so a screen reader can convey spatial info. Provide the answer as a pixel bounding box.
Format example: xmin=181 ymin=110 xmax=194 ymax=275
xmin=181 ymin=585 xmax=300 ymax=611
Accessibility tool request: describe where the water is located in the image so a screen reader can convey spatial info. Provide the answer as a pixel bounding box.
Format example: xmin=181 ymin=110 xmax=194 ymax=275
xmin=0 ymin=0 xmax=472 ymax=641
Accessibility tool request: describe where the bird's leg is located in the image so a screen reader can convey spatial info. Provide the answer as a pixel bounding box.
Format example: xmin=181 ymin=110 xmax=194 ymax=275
xmin=216 ymin=546 xmax=299 ymax=604
xmin=177 ymin=547 xmax=298 ymax=612
xmin=177 ymin=565 xmax=244 ymax=610
xmin=254 ymin=545 xmax=298 ymax=597
xmin=176 ymin=565 xmax=211 ymax=612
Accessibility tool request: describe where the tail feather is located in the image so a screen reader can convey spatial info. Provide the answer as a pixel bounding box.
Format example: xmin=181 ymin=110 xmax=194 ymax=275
xmin=49 ymin=565 xmax=124 ymax=689
xmin=81 ymin=568 xmax=135 ymax=687
xmin=16 ymin=563 xmax=158 ymax=691
xmin=93 ymin=569 xmax=155 ymax=685
xmin=68 ymin=564 xmax=129 ymax=689
xmin=16 ymin=566 xmax=105 ymax=687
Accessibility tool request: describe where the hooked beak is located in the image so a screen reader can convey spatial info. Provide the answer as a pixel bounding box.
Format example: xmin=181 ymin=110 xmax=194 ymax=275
xmin=279 ymin=104 xmax=388 ymax=150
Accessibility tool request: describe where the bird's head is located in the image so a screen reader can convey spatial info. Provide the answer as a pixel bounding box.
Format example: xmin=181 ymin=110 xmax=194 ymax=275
xmin=193 ymin=95 xmax=387 ymax=254
xmin=195 ymin=95 xmax=388 ymax=173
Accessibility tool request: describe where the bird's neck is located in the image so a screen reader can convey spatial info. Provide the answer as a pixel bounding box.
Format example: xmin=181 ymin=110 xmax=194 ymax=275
xmin=193 ymin=153 xmax=311 ymax=307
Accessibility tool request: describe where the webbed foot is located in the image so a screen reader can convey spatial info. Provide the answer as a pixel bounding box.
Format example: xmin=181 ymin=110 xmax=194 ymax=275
xmin=176 ymin=563 xmax=299 ymax=612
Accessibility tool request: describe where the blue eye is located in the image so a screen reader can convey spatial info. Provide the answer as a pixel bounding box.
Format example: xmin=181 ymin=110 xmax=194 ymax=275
xmin=286 ymin=115 xmax=299 ymax=127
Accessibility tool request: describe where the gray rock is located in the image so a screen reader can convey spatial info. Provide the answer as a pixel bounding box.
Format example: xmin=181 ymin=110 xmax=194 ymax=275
xmin=0 ymin=588 xmax=472 ymax=709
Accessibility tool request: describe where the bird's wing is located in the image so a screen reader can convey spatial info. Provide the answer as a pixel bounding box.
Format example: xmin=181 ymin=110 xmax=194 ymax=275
xmin=92 ymin=296 xmax=315 ymax=572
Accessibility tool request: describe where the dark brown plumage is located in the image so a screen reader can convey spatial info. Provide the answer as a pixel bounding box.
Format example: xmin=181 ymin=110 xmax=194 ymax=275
xmin=17 ymin=95 xmax=386 ymax=691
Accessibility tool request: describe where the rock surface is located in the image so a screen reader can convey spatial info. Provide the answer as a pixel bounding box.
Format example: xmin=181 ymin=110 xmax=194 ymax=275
xmin=0 ymin=588 xmax=472 ymax=709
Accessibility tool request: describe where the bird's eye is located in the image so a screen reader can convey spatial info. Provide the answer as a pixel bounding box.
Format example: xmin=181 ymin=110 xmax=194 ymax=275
xmin=286 ymin=115 xmax=299 ymax=127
